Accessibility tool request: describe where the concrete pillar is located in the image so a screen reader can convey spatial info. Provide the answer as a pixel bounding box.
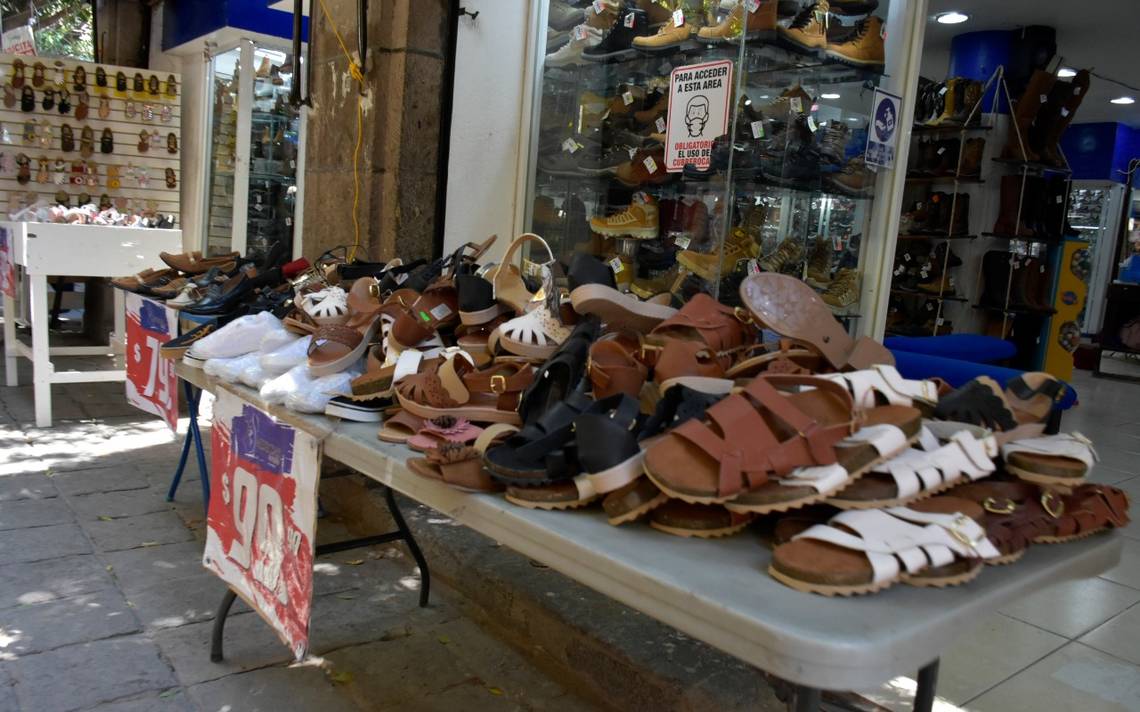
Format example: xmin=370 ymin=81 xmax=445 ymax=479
xmin=303 ymin=0 xmax=448 ymax=263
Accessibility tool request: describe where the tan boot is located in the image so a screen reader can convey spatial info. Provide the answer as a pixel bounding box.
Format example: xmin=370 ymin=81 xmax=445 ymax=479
xmin=697 ymin=0 xmax=777 ymax=43
xmin=589 ymin=193 xmax=660 ymax=239
xmin=960 ymin=137 xmax=985 ymax=176
xmin=823 ymin=15 xmax=884 ymax=68
xmin=779 ymin=0 xmax=829 ymax=51
xmin=758 ymin=237 xmax=803 ymax=273
xmin=821 ymin=268 xmax=859 ymax=309
xmin=1001 ymin=69 xmax=1057 ymax=161
xmin=928 ymin=78 xmax=959 ymax=126
xmin=632 ymin=17 xmax=699 ymax=52
xmin=677 ymin=227 xmax=757 ymax=282
xmin=805 ymin=235 xmax=833 ymax=288
xmin=636 ymin=0 xmax=674 ymax=27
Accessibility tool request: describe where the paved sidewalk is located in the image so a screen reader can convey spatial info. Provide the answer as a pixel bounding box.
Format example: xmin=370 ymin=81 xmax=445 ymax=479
xmin=0 ymin=367 xmax=591 ymax=712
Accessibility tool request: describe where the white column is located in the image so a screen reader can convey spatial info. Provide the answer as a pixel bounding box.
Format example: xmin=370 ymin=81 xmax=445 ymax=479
xmin=3 ymin=291 xmax=17 ymax=386
xmin=28 ymin=273 xmax=52 ymax=427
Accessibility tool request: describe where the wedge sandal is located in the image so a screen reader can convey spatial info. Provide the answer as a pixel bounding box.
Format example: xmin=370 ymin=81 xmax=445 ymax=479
xmin=488 ymin=233 xmax=555 ymax=315
xmin=826 ymin=421 xmax=998 ymax=509
xmin=1004 ymin=371 xmax=1064 ymax=424
xmin=934 ymin=376 xmax=1045 ymax=444
xmin=643 ymin=374 xmax=917 ymax=508
xmin=739 ymin=273 xmax=893 ymax=370
xmin=1001 ymin=433 xmax=1097 ymax=490
xmin=570 ymin=282 xmax=677 ymax=333
xmin=307 ymin=277 xmax=385 ymax=377
xmin=769 ymin=497 xmax=1002 ymax=596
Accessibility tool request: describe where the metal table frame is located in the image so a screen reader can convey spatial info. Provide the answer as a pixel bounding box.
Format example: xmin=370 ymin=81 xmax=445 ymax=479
xmin=176 ymin=364 xmax=1120 ymax=711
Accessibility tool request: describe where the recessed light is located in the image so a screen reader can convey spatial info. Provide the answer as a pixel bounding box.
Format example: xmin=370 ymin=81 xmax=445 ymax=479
xmin=847 ymin=117 xmax=860 ymax=122
xmin=1057 ymin=67 xmax=1077 ymax=78
xmin=821 ymin=92 xmax=841 ymax=99
xmin=935 ymin=11 xmax=969 ymax=24
xmin=759 ymin=95 xmax=770 ymax=99
xmin=1111 ymin=96 xmax=1136 ymax=105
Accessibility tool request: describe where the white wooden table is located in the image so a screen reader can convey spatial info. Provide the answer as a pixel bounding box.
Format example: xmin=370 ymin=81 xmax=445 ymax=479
xmin=175 ymin=363 xmax=1122 ymax=707
xmin=1 ymin=221 xmax=182 ymax=426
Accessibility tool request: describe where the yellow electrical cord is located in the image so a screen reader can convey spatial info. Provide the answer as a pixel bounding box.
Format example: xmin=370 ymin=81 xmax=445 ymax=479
xmin=315 ymin=0 xmax=366 ymax=262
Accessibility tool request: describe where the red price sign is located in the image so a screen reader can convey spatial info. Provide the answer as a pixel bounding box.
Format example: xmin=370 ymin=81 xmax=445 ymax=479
xmin=204 ymin=389 xmax=321 ymax=660
xmin=124 ymin=293 xmax=178 ymax=429
xmin=0 ymin=226 xmax=15 ymax=299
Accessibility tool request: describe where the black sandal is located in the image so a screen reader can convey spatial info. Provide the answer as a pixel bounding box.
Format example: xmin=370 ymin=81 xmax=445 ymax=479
xmin=516 ymin=315 xmax=600 ymax=425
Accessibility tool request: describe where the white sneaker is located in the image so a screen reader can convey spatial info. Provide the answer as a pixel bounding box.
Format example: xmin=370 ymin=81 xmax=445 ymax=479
xmin=546 ymin=25 xmax=602 ymax=68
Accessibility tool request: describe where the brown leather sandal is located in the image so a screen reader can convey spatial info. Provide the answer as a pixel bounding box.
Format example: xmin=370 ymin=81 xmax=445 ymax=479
xmin=407 ymin=442 xmax=503 ymax=493
xmin=395 ymin=354 xmax=534 ymax=425
xmin=649 ymin=500 xmax=757 ymax=538
xmin=944 ymin=479 xmax=1055 ymax=564
xmin=644 ymin=374 xmax=918 ymax=510
xmin=307 ymin=277 xmax=384 ymax=377
xmin=588 ymin=336 xmax=648 ymax=399
xmin=602 ymin=478 xmax=670 ymax=525
xmin=1034 ymin=483 xmax=1130 ymax=543
xmin=377 ymin=409 xmax=425 ymax=443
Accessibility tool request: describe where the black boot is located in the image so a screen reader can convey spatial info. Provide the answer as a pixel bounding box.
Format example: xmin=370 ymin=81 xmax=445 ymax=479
xmin=980 ymin=250 xmax=1012 ymax=309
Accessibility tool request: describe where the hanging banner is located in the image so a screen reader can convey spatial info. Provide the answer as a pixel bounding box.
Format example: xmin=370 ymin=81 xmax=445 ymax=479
xmin=1 ymin=26 xmax=36 ymax=56
xmin=0 ymin=226 xmax=15 ymax=299
xmin=204 ymin=390 xmax=321 ymax=661
xmin=865 ymin=88 xmax=902 ymax=170
xmin=124 ymin=293 xmax=178 ymax=430
xmin=664 ymin=58 xmax=733 ymax=173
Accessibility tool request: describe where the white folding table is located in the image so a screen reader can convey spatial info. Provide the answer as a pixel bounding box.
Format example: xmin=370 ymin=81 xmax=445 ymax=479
xmin=1 ymin=221 xmax=182 ymax=426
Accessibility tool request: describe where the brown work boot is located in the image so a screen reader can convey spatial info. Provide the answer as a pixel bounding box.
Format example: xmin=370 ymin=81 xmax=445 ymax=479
xmin=1001 ymin=69 xmax=1056 ymax=161
xmin=827 ymin=157 xmax=874 ymax=196
xmin=960 ymin=137 xmax=985 ymax=176
xmin=1041 ymin=69 xmax=1090 ymax=168
xmin=779 ymin=0 xmax=830 ymax=51
xmin=636 ymin=0 xmax=673 ymax=27
xmin=589 ymin=192 xmax=660 ymax=239
xmin=821 ymin=268 xmax=859 ymax=309
xmin=586 ymin=0 xmax=621 ymax=29
xmin=758 ymin=237 xmax=803 ymax=273
xmin=805 ymin=235 xmax=833 ymax=288
xmin=677 ymin=227 xmax=758 ymax=282
xmin=824 ymin=15 xmax=884 ymax=68
xmin=614 ymin=146 xmax=669 ymax=186
xmin=698 ymin=0 xmax=778 ymax=43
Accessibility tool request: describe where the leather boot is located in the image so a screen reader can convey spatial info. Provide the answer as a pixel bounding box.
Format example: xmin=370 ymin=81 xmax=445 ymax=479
xmin=1041 ymin=69 xmax=1090 ymax=167
xmin=924 ymin=192 xmax=946 ymax=233
xmin=960 ymin=137 xmax=985 ymax=176
xmin=993 ymin=175 xmax=1033 ymax=236
xmin=936 ymin=138 xmax=960 ymax=175
xmin=1028 ymin=81 xmax=1070 ymax=162
xmin=929 ymin=78 xmax=959 ymax=126
xmin=947 ymin=193 xmax=970 ymax=235
xmin=1002 ymin=69 xmax=1057 ymax=161
xmin=960 ymin=80 xmax=984 ymax=124
xmin=980 ymin=250 xmax=1012 ymax=309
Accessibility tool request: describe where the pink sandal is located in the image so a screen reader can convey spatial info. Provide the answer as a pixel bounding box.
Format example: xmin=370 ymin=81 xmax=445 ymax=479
xmin=407 ymin=415 xmax=484 ymax=452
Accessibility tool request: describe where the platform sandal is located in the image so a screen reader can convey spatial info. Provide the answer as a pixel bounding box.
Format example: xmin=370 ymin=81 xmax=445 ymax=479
xmin=1001 ymin=432 xmax=1096 ymax=490
xmin=933 ymin=376 xmax=1045 ymax=445
xmin=826 ymin=421 xmax=998 ymax=509
xmin=769 ymin=497 xmax=1002 ymax=596
xmin=284 ymin=287 xmax=349 ymax=334
xmin=739 ymin=273 xmax=894 ymax=371
xmin=568 ymin=253 xmax=677 ymax=332
xmin=495 ymin=285 xmax=573 ymax=360
xmin=307 ymin=277 xmax=385 ymax=377
xmin=517 ymin=315 xmax=599 ymax=424
xmin=395 ymin=352 xmax=535 ymax=425
xmin=1003 ymin=371 xmax=1064 ymax=424
xmin=649 ymin=501 xmax=757 ymax=539
xmin=644 ymin=374 xmax=917 ymax=510
xmin=487 ymin=233 xmax=555 ymax=315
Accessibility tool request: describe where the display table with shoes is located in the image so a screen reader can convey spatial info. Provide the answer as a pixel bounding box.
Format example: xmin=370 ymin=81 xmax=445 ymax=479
xmin=0 ymin=220 xmax=182 ymax=426
xmin=175 ymin=361 xmax=1121 ymax=710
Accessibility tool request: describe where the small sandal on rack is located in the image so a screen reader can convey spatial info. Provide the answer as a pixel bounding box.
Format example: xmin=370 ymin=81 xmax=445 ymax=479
xmin=644 ymin=374 xmax=918 ymax=511
xmin=769 ymin=497 xmax=1002 ymax=596
xmin=495 ymin=289 xmax=573 ymax=360
xmin=739 ymin=273 xmax=894 ymax=371
xmin=487 ymin=233 xmax=555 ymax=315
xmin=408 ymin=442 xmax=503 ymax=493
xmin=826 ymin=421 xmax=998 ymax=509
xmin=1001 ymin=432 xmax=1097 ymax=490
xmin=649 ymin=500 xmax=757 ymax=539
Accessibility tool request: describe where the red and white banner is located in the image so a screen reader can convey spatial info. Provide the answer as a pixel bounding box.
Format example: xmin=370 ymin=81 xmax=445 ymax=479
xmin=1 ymin=26 xmax=36 ymax=56
xmin=124 ymin=293 xmax=178 ymax=430
xmin=0 ymin=226 xmax=15 ymax=299
xmin=204 ymin=389 xmax=321 ymax=660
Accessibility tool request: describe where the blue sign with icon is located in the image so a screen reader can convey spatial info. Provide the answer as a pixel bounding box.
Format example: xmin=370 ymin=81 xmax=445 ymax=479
xmin=866 ymin=88 xmax=902 ymax=170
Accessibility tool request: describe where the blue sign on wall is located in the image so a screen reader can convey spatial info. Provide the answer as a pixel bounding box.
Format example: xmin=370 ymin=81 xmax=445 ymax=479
xmin=162 ymin=0 xmax=307 ymax=52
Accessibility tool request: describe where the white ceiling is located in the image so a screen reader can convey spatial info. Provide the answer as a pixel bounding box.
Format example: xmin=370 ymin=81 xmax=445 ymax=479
xmin=921 ymin=0 xmax=1140 ymax=127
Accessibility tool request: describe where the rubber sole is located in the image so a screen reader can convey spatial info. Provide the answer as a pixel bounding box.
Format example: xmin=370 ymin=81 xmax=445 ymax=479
xmin=585 ymin=452 xmax=645 ymax=495
xmin=768 ymin=564 xmax=899 ymax=597
xmin=589 ymin=223 xmax=660 ymax=239
xmin=606 ymin=491 xmax=668 ymax=526
xmin=1004 ymin=464 xmax=1085 ymax=493
xmin=395 ymin=391 xmax=521 ymax=426
xmin=459 ymin=302 xmax=509 ymax=326
xmin=497 ymin=334 xmax=560 ymax=361
xmin=569 ymin=284 xmax=676 ymax=333
xmin=505 ymin=493 xmax=599 ymax=510
xmin=309 ymin=318 xmax=381 ymax=378
xmin=1034 ymin=527 xmax=1110 ymax=545
xmin=324 ymin=400 xmax=385 ymax=422
xmin=650 ymin=520 xmax=752 ymax=539
xmin=825 ymin=469 xmax=980 ymax=510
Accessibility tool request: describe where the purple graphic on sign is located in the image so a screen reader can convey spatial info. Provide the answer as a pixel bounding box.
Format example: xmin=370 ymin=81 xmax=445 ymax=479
xmin=139 ymin=298 xmax=170 ymax=335
xmin=233 ymin=404 xmax=295 ymax=475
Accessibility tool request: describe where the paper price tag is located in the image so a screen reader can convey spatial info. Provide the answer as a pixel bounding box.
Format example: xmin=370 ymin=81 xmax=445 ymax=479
xmin=523 ymin=259 xmax=544 ymax=277
xmin=833 ymin=234 xmax=844 ymax=250
xmin=674 ymin=235 xmax=691 ymax=249
xmin=1060 ymin=108 xmax=1070 ymax=118
xmin=1040 ymin=263 xmax=1046 ymax=273
xmin=673 ymin=9 xmax=684 ymax=26
xmin=937 ymin=146 xmax=946 ymax=155
xmin=562 ymin=138 xmax=579 ymax=153
xmin=790 ymin=97 xmax=802 ymax=113
xmin=643 ymin=155 xmax=658 ymax=173
xmin=939 ymin=86 xmax=948 ymax=96
xmin=655 ymin=116 xmax=666 ymax=133
xmin=622 ymin=91 xmax=634 ymax=106
xmin=1073 ymin=86 xmax=1082 ymax=96
xmin=936 ymin=317 xmax=945 ymax=326
xmin=573 ymin=25 xmax=588 ymax=40
xmin=807 ymin=116 xmax=817 ymax=133
xmin=748 ymin=259 xmax=760 ymax=275
xmin=904 ymin=253 xmax=912 ymax=262
xmin=624 ymin=12 xmax=636 ymax=28
xmin=926 ymin=302 xmax=935 ymax=311
xmin=1056 ymin=195 xmax=1064 ymax=204
xmin=429 ymin=303 xmax=453 ymax=321
xmin=1040 ymin=94 xmax=1048 ymax=103
xmin=920 ymin=269 xmax=929 ymax=279
xmin=627 ymin=146 xmax=637 ymax=159
xmin=395 ymin=272 xmax=409 ymax=285
xmin=747 ymin=0 xmax=761 ymax=11
xmin=593 ymin=0 xmax=605 ymax=13
xmin=750 ymin=120 xmax=764 ymax=138
xmin=609 ymin=257 xmax=625 ymax=274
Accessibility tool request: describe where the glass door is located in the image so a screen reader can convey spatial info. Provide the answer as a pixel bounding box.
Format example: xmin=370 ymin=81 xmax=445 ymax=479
xmin=246 ymin=45 xmax=301 ymax=260
xmin=205 ymin=48 xmax=240 ymax=256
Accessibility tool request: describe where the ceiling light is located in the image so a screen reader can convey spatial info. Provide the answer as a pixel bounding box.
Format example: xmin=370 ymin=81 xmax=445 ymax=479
xmin=1057 ymin=67 xmax=1077 ymax=78
xmin=821 ymin=92 xmax=841 ymax=99
xmin=935 ymin=11 xmax=969 ymax=24
xmin=847 ymin=117 xmax=860 ymax=122
xmin=1111 ymin=97 xmax=1136 ymax=105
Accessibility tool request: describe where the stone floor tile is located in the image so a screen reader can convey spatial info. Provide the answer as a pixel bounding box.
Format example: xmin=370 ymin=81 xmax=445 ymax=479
xmin=68 ymin=488 xmax=177 ymax=521
xmin=999 ymin=577 xmax=1140 ymax=639
xmin=151 ymin=613 xmax=288 ymax=687
xmin=83 ymin=511 xmax=194 ymax=552
xmin=103 ymin=541 xmax=209 ymax=595
xmin=8 ymin=635 xmax=177 ymax=712
xmin=0 ymin=497 xmax=74 ymax=530
xmin=81 ymin=688 xmax=194 ymax=712
xmin=126 ymin=574 xmax=234 ymax=631
xmin=0 ymin=522 xmax=91 ymax=565
xmin=187 ymin=664 xmax=360 ymax=712
xmin=51 ymin=465 xmax=150 ymax=497
xmin=0 ymin=554 xmax=115 ymax=609
xmin=0 ymin=473 xmax=57 ymax=501
xmin=1 ymin=588 xmax=140 ymax=656
xmin=1079 ymin=602 xmax=1140 ymax=666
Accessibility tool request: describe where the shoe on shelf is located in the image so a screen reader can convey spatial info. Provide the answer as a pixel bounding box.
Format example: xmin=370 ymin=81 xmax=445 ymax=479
xmin=632 ymin=13 xmax=701 ymax=52
xmin=677 ymin=227 xmax=758 ymax=282
xmin=614 ymin=146 xmax=669 ymax=186
xmin=758 ymin=237 xmax=803 ymax=274
xmin=577 ymin=143 xmax=639 ymax=176
xmin=548 ymin=0 xmax=586 ymax=31
xmin=582 ymin=6 xmax=651 ymax=62
xmin=917 ymin=270 xmax=954 ymax=296
xmin=589 ymin=193 xmax=660 ymax=239
xmin=698 ymin=0 xmax=777 ymax=43
xmin=827 ymin=157 xmax=874 ymax=196
xmin=546 ymin=25 xmax=604 ymax=67
xmin=820 ymin=268 xmax=859 ymax=309
xmin=823 ymin=15 xmax=885 ymax=70
xmin=779 ymin=0 xmax=830 ymax=52
xmin=960 ymin=137 xmax=985 ymax=176
xmin=805 ymin=235 xmax=833 ymax=288
xmin=817 ymin=122 xmax=849 ymax=165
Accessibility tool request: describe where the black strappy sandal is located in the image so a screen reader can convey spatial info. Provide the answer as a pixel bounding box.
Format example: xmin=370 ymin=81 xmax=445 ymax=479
xmin=516 ymin=315 xmax=600 ymax=425
xmin=933 ymin=377 xmax=1017 ymax=432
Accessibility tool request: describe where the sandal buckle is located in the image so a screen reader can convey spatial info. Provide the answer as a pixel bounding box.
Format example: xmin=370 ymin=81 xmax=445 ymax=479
xmin=1041 ymin=491 xmax=1065 ymax=519
xmin=733 ymin=306 xmax=754 ymax=325
xmin=983 ymin=497 xmax=1016 ymax=515
xmin=490 ymin=374 xmax=508 ymax=394
xmin=949 ymin=514 xmax=984 ymax=551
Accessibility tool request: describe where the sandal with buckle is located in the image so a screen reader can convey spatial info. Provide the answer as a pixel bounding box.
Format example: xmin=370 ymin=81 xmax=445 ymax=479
xmin=770 ymin=496 xmax=1003 ymax=596
xmin=395 ymin=352 xmax=534 ymax=425
xmin=826 ymin=421 xmax=998 ymax=509
xmin=934 ymin=376 xmax=1046 ymax=445
xmin=517 ymin=315 xmax=600 ymax=424
xmin=390 ymin=237 xmax=497 ymax=348
xmin=307 ymin=276 xmax=385 ymax=376
xmin=487 ymin=233 xmax=555 ymax=315
xmin=495 ymin=266 xmax=574 ymax=360
xmin=588 ymin=333 xmax=648 ymax=400
xmin=1004 ymin=371 xmax=1064 ymax=425
xmin=1001 ymin=432 xmax=1097 ymax=490
xmin=740 ymin=273 xmax=893 ymax=371
xmin=944 ymin=480 xmax=1055 ymax=564
xmin=645 ymin=374 xmax=918 ymax=510
xmin=1032 ymin=483 xmax=1130 ymax=543
xmin=821 ymin=365 xmax=940 ymax=414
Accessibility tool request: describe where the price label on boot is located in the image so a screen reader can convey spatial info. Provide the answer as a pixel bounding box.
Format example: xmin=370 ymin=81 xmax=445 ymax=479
xmin=807 ymin=116 xmax=818 ymax=133
xmin=673 ymin=9 xmax=685 ymax=26
xmin=628 ymin=146 xmax=638 ymax=159
xmin=1073 ymin=86 xmax=1082 ymax=96
xmin=592 ymin=0 xmax=605 ymax=14
xmin=674 ymin=235 xmax=691 ymax=249
xmin=655 ymin=116 xmax=666 ymax=133
xmin=1056 ymin=194 xmax=1064 ymax=204
xmin=643 ymin=155 xmax=658 ymax=173
xmin=746 ymin=0 xmax=761 ymax=12
xmin=1060 ymin=108 xmax=1070 ymax=118
xmin=903 ymin=253 xmax=912 ymax=262
xmin=750 ymin=120 xmax=765 ymax=138
xmin=573 ymin=25 xmax=588 ymax=40
xmin=562 ymin=138 xmax=580 ymax=153
xmin=624 ymin=12 xmax=636 ymax=28
xmin=609 ymin=257 xmax=625 ymax=274
xmin=748 ymin=259 xmax=761 ymax=275
xmin=790 ymin=97 xmax=803 ymax=113
xmin=622 ymin=90 xmax=635 ymax=105
xmin=1040 ymin=94 xmax=1048 ymax=103
xmin=936 ymin=317 xmax=945 ymax=326
xmin=939 ymin=86 xmax=948 ymax=95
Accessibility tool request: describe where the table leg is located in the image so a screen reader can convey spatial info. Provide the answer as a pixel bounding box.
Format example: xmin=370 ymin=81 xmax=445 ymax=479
xmin=209 ymin=588 xmax=239 ymax=663
xmin=111 ymin=286 xmax=125 ymax=355
xmin=186 ymin=382 xmax=210 ymax=508
xmin=28 ymin=273 xmax=51 ymax=427
xmin=3 ymin=292 xmax=17 ymax=386
xmin=384 ymin=486 xmax=431 ymax=608
xmin=913 ymin=659 xmax=939 ymax=712
xmin=792 ymin=686 xmax=821 ymax=712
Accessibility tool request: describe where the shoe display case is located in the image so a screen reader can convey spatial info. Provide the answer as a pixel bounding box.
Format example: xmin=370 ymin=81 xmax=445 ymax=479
xmin=525 ymin=0 xmax=907 ymax=325
xmin=202 ymin=41 xmax=304 ymax=261
xmin=1067 ymin=181 xmax=1127 ymax=336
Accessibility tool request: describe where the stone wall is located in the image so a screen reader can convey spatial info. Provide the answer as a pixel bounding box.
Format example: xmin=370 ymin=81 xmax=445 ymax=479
xmin=303 ymin=0 xmax=449 ymax=263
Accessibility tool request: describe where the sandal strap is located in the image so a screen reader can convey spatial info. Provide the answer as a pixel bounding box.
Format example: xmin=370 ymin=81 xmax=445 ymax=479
xmin=1007 ymin=374 xmax=1065 ymax=403
xmin=309 ymin=323 xmax=364 ymax=351
xmin=1001 ymin=432 xmax=1098 ymax=468
xmin=823 ymin=365 xmax=939 ymax=409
